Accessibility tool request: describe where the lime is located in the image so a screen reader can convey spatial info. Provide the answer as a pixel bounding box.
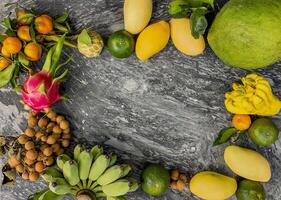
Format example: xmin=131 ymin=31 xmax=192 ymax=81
xmin=142 ymin=164 xmax=170 ymax=196
xmin=248 ymin=118 xmax=279 ymax=146
xmin=236 ymin=180 xmax=265 ymax=200
xmin=107 ymin=30 xmax=135 ymax=58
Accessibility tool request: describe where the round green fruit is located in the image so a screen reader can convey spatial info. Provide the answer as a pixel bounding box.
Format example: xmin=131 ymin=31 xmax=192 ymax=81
xmin=208 ymin=0 xmax=281 ymax=69
xmin=107 ymin=30 xmax=135 ymax=58
xmin=236 ymin=180 xmax=265 ymax=200
xmin=141 ymin=164 xmax=170 ymax=196
xmin=248 ymin=118 xmax=279 ymax=146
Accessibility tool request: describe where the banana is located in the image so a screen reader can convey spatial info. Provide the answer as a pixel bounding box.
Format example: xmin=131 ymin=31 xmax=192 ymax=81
xmin=101 ymin=179 xmax=131 ymax=197
xmin=109 ymin=154 xmax=117 ymax=167
xmin=88 ymin=155 xmax=110 ymax=181
xmin=91 ymin=145 xmax=103 ymax=160
xmin=95 ymin=192 xmax=106 ymax=198
xmin=41 ymin=167 xmax=63 ymax=183
xmin=49 ymin=178 xmax=72 ymax=195
xmin=127 ymin=177 xmax=139 ymax=192
xmin=38 ymin=189 xmax=62 ymax=200
xmin=107 ymin=196 xmax=125 ymax=200
xmin=74 ymin=144 xmax=85 ymax=162
xmin=78 ymin=149 xmax=93 ymax=180
xmin=56 ymin=154 xmax=71 ymax=170
xmin=62 ymin=160 xmax=80 ymax=186
xmin=97 ymin=164 xmax=131 ymax=186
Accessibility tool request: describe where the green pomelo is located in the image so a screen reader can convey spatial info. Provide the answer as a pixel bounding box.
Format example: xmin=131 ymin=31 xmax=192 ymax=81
xmin=208 ymin=0 xmax=281 ymax=69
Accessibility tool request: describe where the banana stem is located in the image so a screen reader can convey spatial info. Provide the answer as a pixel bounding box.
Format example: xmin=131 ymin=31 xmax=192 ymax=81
xmin=93 ymin=186 xmax=102 ymax=193
xmin=77 ymin=181 xmax=83 ymax=190
xmin=82 ymin=179 xmax=87 ymax=189
xmin=89 ymin=181 xmax=98 ymax=190
xmin=87 ymin=179 xmax=93 ymax=189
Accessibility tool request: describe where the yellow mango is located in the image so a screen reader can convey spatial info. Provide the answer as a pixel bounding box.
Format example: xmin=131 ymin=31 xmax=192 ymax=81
xmin=190 ymin=171 xmax=237 ymax=200
xmin=124 ymin=0 xmax=152 ymax=34
xmin=170 ymin=18 xmax=205 ymax=56
xmin=224 ymin=145 xmax=271 ymax=182
xmin=136 ymin=21 xmax=170 ymax=61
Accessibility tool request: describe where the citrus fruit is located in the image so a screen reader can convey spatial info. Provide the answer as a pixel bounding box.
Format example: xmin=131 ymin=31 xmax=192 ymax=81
xmin=248 ymin=118 xmax=279 ymax=146
xmin=236 ymin=180 xmax=265 ymax=200
xmin=107 ymin=30 xmax=135 ymax=58
xmin=232 ymin=114 xmax=251 ymax=131
xmin=142 ymin=163 xmax=170 ymax=196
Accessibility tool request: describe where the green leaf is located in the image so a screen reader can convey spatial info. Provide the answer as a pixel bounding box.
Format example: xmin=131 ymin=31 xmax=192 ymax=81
xmin=5 ymin=29 xmax=16 ymax=37
xmin=55 ymin=13 xmax=69 ymax=23
xmin=10 ymin=63 xmax=21 ymax=90
xmin=213 ymin=127 xmax=238 ymax=146
xmin=28 ymin=189 xmax=49 ymax=200
xmin=190 ymin=9 xmax=208 ymax=38
xmin=78 ymin=29 xmax=92 ymax=46
xmin=54 ymin=22 xmax=69 ymax=33
xmin=18 ymin=52 xmax=30 ymax=66
xmin=4 ymin=16 xmax=14 ymax=31
xmin=0 ymin=34 xmax=7 ymax=42
xmin=2 ymin=163 xmax=16 ymax=186
xmin=16 ymin=13 xmax=35 ymax=22
xmin=29 ymin=24 xmax=36 ymax=43
xmin=0 ymin=63 xmax=16 ymax=88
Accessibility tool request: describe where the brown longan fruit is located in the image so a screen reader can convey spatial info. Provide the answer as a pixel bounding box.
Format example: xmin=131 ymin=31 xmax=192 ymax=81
xmin=40 ymin=143 xmax=49 ymax=151
xmin=46 ymin=135 xmax=56 ymax=145
xmin=63 ymin=128 xmax=70 ymax=134
xmin=28 ymin=117 xmax=38 ymax=128
xmin=25 ymin=128 xmax=36 ymax=137
xmin=41 ymin=135 xmax=48 ymax=142
xmin=47 ymin=111 xmax=57 ymax=119
xmin=61 ymin=139 xmax=70 ymax=148
xmin=59 ymin=120 xmax=69 ymax=130
xmin=8 ymin=155 xmax=20 ymax=168
xmin=176 ymin=180 xmax=186 ymax=191
xmin=51 ymin=143 xmax=60 ymax=153
xmin=22 ymin=171 xmax=29 ymax=180
xmin=18 ymin=135 xmax=29 ymax=144
xmin=53 ymin=126 xmax=62 ymax=134
xmin=24 ymin=141 xmax=34 ymax=150
xmin=35 ymin=131 xmax=44 ymax=140
xmin=29 ymin=171 xmax=39 ymax=182
xmin=62 ymin=133 xmax=71 ymax=139
xmin=37 ymin=152 xmax=44 ymax=161
xmin=16 ymin=164 xmax=24 ymax=173
xmin=171 ymin=169 xmax=180 ymax=181
xmin=38 ymin=118 xmax=48 ymax=128
xmin=170 ymin=181 xmax=178 ymax=190
xmin=24 ymin=157 xmax=35 ymax=166
xmin=43 ymin=147 xmax=52 ymax=157
xmin=27 ymin=112 xmax=36 ymax=119
xmin=56 ymin=115 xmax=64 ymax=124
xmin=44 ymin=156 xmax=54 ymax=166
xmin=179 ymin=174 xmax=188 ymax=183
xmin=34 ymin=161 xmax=45 ymax=173
xmin=26 ymin=149 xmax=38 ymax=160
xmin=55 ymin=148 xmax=64 ymax=156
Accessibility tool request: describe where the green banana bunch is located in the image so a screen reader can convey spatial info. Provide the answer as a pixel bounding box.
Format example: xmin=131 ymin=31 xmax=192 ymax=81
xmin=78 ymin=149 xmax=93 ymax=180
xmin=49 ymin=178 xmax=72 ymax=195
xmin=37 ymin=144 xmax=139 ymax=200
xmin=56 ymin=154 xmax=71 ymax=170
xmin=42 ymin=167 xmax=63 ymax=182
xmin=88 ymin=155 xmax=110 ymax=181
xmin=63 ymin=160 xmax=80 ymax=186
xmin=97 ymin=164 xmax=131 ymax=186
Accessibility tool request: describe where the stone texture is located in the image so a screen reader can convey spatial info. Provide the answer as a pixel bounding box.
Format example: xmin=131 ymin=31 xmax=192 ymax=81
xmin=0 ymin=0 xmax=281 ymax=199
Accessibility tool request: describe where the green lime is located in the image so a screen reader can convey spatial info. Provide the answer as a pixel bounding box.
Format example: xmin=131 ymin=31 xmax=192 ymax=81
xmin=236 ymin=180 xmax=265 ymax=200
xmin=141 ymin=164 xmax=170 ymax=196
xmin=107 ymin=30 xmax=135 ymax=58
xmin=248 ymin=118 xmax=279 ymax=146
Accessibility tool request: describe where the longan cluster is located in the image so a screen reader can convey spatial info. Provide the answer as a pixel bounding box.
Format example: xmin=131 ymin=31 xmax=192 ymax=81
xmin=8 ymin=109 xmax=71 ymax=181
xmin=170 ymin=169 xmax=188 ymax=191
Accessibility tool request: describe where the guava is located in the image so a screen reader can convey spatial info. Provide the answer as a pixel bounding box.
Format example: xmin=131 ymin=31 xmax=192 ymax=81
xmin=207 ymin=0 xmax=281 ymax=69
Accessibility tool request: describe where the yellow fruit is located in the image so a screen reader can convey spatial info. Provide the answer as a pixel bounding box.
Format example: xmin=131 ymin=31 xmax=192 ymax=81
xmin=17 ymin=26 xmax=31 ymax=42
xmin=190 ymin=171 xmax=237 ymax=200
xmin=136 ymin=21 xmax=170 ymax=61
xmin=124 ymin=0 xmax=152 ymax=34
xmin=24 ymin=42 xmax=42 ymax=61
xmin=3 ymin=37 xmax=22 ymax=55
xmin=170 ymin=18 xmax=205 ymax=56
xmin=0 ymin=57 xmax=11 ymax=71
xmin=224 ymin=145 xmax=271 ymax=182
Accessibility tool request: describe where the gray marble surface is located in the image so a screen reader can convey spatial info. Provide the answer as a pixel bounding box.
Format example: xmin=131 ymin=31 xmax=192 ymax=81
xmin=0 ymin=0 xmax=281 ymax=199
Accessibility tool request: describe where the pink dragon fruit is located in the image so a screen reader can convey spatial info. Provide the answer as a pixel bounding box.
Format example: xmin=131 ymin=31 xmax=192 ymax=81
xmin=21 ymin=35 xmax=69 ymax=112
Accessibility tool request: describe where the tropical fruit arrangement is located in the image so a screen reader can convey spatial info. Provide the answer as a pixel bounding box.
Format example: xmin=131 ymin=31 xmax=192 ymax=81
xmin=0 ymin=0 xmax=280 ymax=200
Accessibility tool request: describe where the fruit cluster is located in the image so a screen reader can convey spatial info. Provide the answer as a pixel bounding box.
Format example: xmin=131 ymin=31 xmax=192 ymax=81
xmin=37 ymin=144 xmax=138 ymax=199
xmin=8 ymin=109 xmax=71 ymax=181
xmin=170 ymin=169 xmax=188 ymax=191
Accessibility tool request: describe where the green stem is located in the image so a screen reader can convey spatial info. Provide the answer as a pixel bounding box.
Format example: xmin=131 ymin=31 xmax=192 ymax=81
xmin=43 ymin=35 xmax=77 ymax=48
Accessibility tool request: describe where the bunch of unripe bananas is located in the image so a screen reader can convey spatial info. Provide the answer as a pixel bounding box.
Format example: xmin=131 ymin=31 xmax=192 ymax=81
xmin=40 ymin=144 xmax=139 ymax=200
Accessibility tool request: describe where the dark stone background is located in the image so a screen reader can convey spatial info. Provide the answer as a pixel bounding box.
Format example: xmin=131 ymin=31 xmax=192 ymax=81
xmin=0 ymin=0 xmax=280 ymax=199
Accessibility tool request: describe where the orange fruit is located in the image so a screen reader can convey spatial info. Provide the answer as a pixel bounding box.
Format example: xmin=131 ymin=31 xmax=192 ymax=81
xmin=232 ymin=114 xmax=251 ymax=131
xmin=1 ymin=46 xmax=11 ymax=58
xmin=24 ymin=42 xmax=42 ymax=61
xmin=17 ymin=26 xmax=31 ymax=41
xmin=3 ymin=37 xmax=22 ymax=54
xmin=16 ymin=9 xmax=32 ymax=25
xmin=0 ymin=57 xmax=11 ymax=71
xmin=35 ymin=15 xmax=53 ymax=34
